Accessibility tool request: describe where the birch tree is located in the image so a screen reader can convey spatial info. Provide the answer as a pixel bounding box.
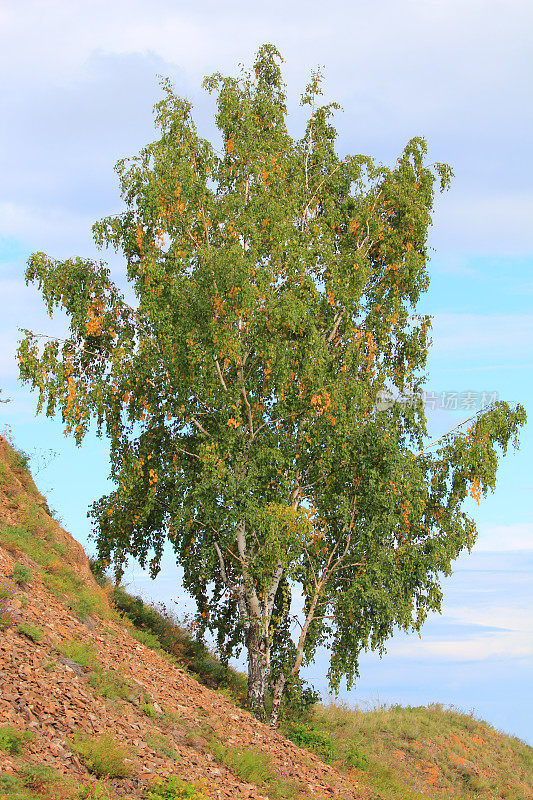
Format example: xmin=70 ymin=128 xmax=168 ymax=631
xmin=18 ymin=44 xmax=526 ymax=725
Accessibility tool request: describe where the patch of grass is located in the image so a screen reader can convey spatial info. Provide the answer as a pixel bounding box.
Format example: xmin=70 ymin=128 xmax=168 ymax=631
xmin=0 ymin=766 xmax=79 ymax=800
xmin=142 ymin=702 xmax=159 ymax=718
xmin=131 ymin=627 xmax=164 ymax=650
xmin=42 ymin=566 xmax=107 ymax=620
xmin=11 ymin=562 xmax=33 ymax=584
xmin=78 ymin=780 xmax=118 ymax=800
xmin=0 ymin=460 xmax=10 ymax=486
xmin=343 ymin=742 xmax=369 ymax=769
xmin=146 ymin=732 xmax=180 ymax=761
xmin=308 ymin=701 xmax=533 ymax=800
xmin=18 ymin=621 xmax=45 ymax=643
xmin=145 ymin=777 xmax=209 ymax=800
xmin=0 ymin=725 xmax=34 ymax=754
xmin=88 ymin=668 xmax=132 ymax=701
xmin=1 ymin=513 xmax=108 ymax=622
xmin=210 ymin=739 xmax=301 ymax=799
xmin=57 ymin=638 xmax=101 ymax=671
xmin=18 ymin=762 xmax=62 ymax=791
xmin=70 ymin=733 xmax=134 ymax=778
xmin=4 ymin=765 xmax=86 ymax=800
xmin=1 ymin=519 xmax=64 ymax=566
xmin=284 ymin=721 xmax=337 ymax=763
xmin=0 ymin=774 xmax=19 ymax=791
xmin=0 ymin=574 xmax=18 ymax=628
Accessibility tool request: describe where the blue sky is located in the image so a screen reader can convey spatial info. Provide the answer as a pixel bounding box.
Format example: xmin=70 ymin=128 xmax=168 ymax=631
xmin=1 ymin=0 xmax=532 ymax=744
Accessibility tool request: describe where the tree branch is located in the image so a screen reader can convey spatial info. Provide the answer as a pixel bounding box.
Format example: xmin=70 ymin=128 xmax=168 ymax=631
xmin=415 ymin=403 xmax=496 ymax=457
xmin=265 ymin=561 xmax=284 ymax=618
xmin=326 ymin=310 xmax=343 ymax=343
xmin=175 ymin=445 xmax=201 ymax=461
xmin=213 ymin=541 xmax=230 ymax=587
xmin=237 ymin=359 xmax=255 ymax=439
xmin=191 ymin=417 xmax=210 ymax=437
xmin=214 ymin=356 xmax=228 ymax=391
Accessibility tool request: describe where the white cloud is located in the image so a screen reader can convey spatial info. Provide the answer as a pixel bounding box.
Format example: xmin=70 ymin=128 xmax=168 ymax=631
xmin=430 ymin=313 xmax=533 ymax=358
xmin=431 ymin=192 xmax=533 ymax=257
xmin=0 ymin=0 xmax=531 ymax=260
xmin=0 ymin=202 xmax=95 ymax=254
xmin=391 ymin=601 xmax=533 ymax=661
xmin=474 ymin=523 xmax=533 ymax=552
xmin=394 ymin=631 xmax=533 ymax=661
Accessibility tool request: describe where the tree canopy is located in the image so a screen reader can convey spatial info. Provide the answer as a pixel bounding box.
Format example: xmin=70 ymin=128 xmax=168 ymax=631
xmin=18 ymin=44 xmax=526 ymax=725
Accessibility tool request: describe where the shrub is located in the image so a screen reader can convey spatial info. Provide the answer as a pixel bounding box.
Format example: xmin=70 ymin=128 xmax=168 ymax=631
xmin=12 ymin=447 xmax=30 ymax=474
xmin=11 ymin=562 xmax=32 ymax=584
xmin=0 ymin=725 xmax=33 ymax=754
xmin=146 ymin=732 xmax=179 ymax=761
xmin=70 ymin=733 xmax=134 ymax=778
xmin=18 ymin=621 xmax=45 ymax=643
xmin=111 ymin=585 xmax=247 ymax=703
xmin=87 ymin=556 xmax=109 ymax=587
xmin=284 ymin=721 xmax=337 ymax=763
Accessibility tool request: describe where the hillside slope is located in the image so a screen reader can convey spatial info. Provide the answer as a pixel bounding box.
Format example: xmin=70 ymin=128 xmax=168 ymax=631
xmin=0 ymin=433 xmax=531 ymax=800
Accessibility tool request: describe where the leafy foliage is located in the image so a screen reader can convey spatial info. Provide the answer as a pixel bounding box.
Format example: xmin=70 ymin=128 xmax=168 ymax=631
xmin=17 ymin=43 xmax=526 ymax=723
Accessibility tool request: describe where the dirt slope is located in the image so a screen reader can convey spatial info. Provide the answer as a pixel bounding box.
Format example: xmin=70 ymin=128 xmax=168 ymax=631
xmin=0 ymin=435 xmax=367 ymax=799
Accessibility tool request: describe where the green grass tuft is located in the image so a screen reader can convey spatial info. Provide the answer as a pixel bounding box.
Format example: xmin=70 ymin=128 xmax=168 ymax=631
xmin=210 ymin=739 xmax=301 ymax=799
xmin=87 ymin=668 xmax=132 ymax=701
xmin=145 ymin=776 xmax=208 ymax=799
xmin=70 ymin=733 xmax=134 ymax=778
xmin=11 ymin=562 xmax=33 ymax=584
xmin=0 ymin=725 xmax=34 ymax=755
xmin=18 ymin=621 xmax=45 ymax=643
xmin=57 ymin=638 xmax=101 ymax=671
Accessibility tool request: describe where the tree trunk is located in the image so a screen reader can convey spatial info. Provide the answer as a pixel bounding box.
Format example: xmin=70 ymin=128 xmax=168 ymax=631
xmin=269 ymin=673 xmax=287 ymax=729
xmin=246 ymin=623 xmax=268 ymax=722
